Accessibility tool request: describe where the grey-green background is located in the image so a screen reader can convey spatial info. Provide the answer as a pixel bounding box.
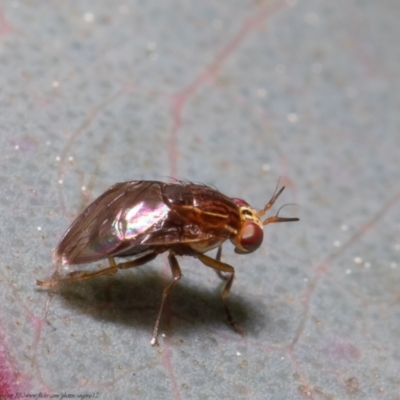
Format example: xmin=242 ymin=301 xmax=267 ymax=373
xmin=1 ymin=0 xmax=399 ymax=399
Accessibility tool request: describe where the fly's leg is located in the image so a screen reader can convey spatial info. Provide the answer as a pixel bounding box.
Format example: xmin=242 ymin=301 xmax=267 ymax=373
xmin=151 ymin=252 xmax=182 ymax=346
xmin=196 ymin=253 xmax=245 ymax=336
xmin=216 ymin=246 xmax=222 ymax=261
xmin=214 ymin=246 xmax=229 ymax=281
xmin=36 ymin=253 xmax=157 ymax=287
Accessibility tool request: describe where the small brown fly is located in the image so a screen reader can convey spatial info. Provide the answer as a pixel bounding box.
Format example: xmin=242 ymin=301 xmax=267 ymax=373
xmin=37 ymin=180 xmax=298 ymax=345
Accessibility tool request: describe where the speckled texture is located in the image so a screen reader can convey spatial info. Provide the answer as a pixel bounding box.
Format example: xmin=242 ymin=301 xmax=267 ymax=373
xmin=1 ymin=0 xmax=399 ymax=398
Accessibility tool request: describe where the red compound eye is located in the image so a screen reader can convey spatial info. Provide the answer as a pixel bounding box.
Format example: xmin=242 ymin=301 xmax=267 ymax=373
xmin=239 ymin=221 xmax=264 ymax=253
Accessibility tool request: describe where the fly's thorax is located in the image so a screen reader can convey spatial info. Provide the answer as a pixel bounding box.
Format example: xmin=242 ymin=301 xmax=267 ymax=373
xmin=230 ymin=198 xmax=264 ymax=254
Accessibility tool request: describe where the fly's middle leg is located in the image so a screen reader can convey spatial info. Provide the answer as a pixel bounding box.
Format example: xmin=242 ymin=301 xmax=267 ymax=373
xmin=196 ymin=253 xmax=245 ymax=336
xmin=151 ymin=251 xmax=182 ymax=346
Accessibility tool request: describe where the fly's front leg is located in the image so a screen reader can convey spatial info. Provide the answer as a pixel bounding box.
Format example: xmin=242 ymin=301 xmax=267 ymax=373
xmin=214 ymin=246 xmax=229 ymax=281
xmin=151 ymin=251 xmax=182 ymax=346
xmin=196 ymin=253 xmax=245 ymax=336
xmin=36 ymin=253 xmax=157 ymax=287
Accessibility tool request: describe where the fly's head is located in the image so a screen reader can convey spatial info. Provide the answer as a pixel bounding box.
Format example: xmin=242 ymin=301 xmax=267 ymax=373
xmin=230 ymin=199 xmax=264 ymax=254
xmin=230 ymin=186 xmax=299 ymax=255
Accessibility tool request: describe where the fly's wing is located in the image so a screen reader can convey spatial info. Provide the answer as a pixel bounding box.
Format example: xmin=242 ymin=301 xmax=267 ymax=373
xmin=55 ymin=181 xmax=172 ymax=265
xmin=55 ymin=181 xmax=240 ymax=266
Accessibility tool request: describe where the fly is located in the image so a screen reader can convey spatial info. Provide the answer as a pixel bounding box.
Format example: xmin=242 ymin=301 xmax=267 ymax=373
xmin=37 ymin=180 xmax=299 ymax=345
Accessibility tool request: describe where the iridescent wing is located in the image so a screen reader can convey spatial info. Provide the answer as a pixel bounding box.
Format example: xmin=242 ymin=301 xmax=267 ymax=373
xmin=55 ymin=181 xmax=237 ymax=265
xmin=55 ymin=181 xmax=169 ymax=264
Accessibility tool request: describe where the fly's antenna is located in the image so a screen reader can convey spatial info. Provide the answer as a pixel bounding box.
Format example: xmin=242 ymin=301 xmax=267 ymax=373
xmin=262 ymin=203 xmax=299 ymax=225
xmin=257 ymin=182 xmax=285 ymax=218
xmin=276 ymin=203 xmax=298 ymax=215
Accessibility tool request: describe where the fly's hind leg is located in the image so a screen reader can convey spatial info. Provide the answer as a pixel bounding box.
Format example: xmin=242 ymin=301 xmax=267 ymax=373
xmin=36 ymin=252 xmax=157 ymax=287
xmin=196 ymin=253 xmax=245 ymax=336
